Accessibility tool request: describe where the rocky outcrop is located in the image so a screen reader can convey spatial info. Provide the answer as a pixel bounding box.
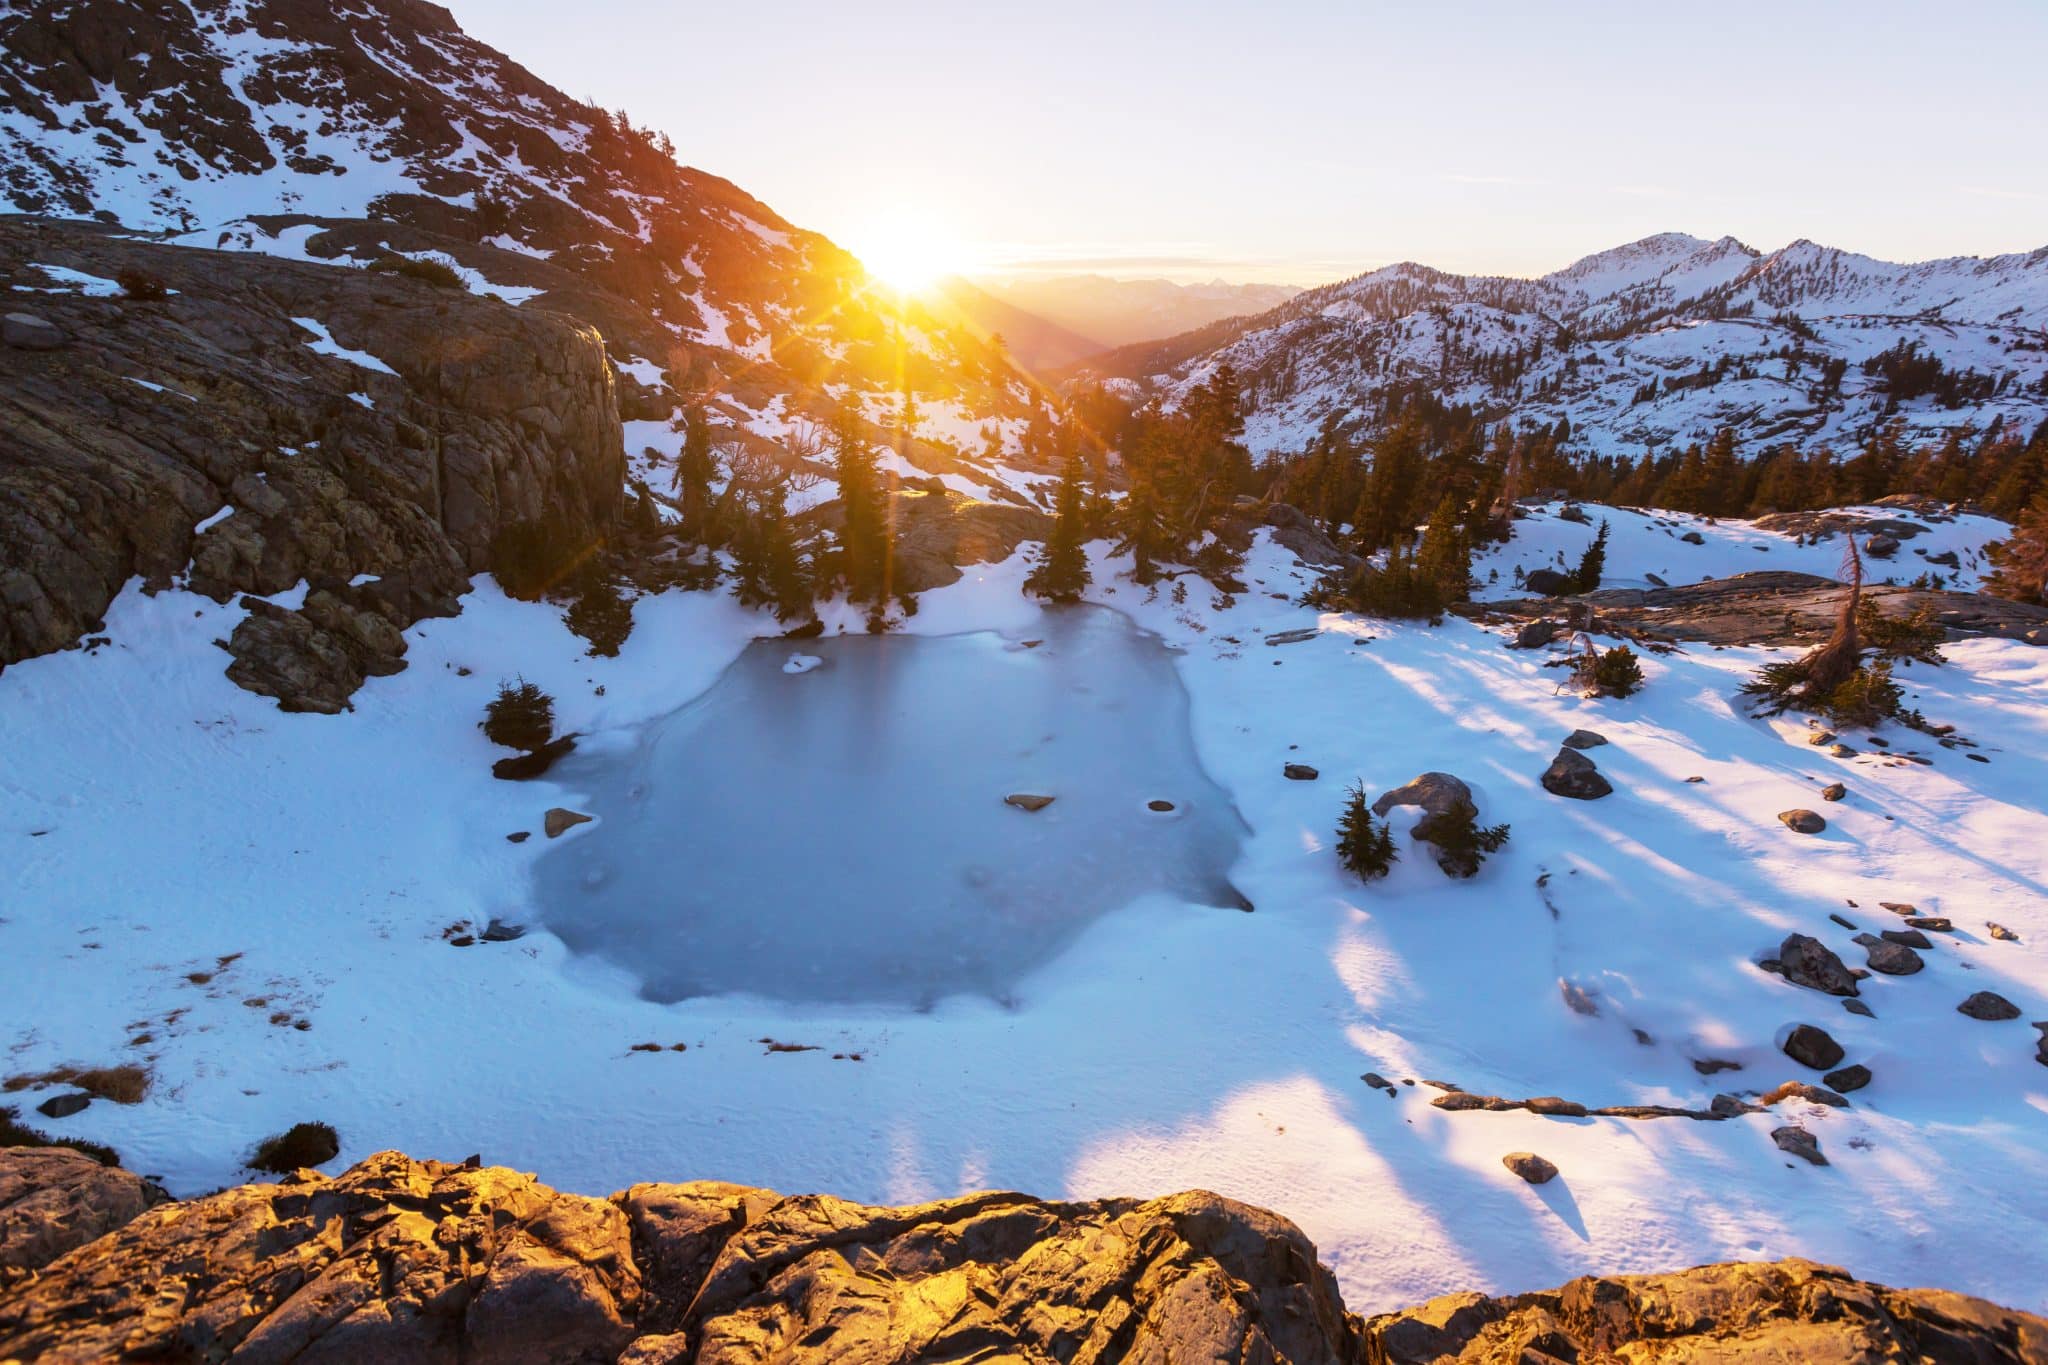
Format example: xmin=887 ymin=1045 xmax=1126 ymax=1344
xmin=0 ymin=1149 xmax=161 ymax=1291
xmin=3 ymin=1151 xmax=2045 ymax=1363
xmin=0 ymin=217 xmax=623 ymax=706
xmin=806 ymin=488 xmax=1052 ymax=596
xmin=0 ymin=1151 xmax=1355 ymax=1364
xmin=1458 ymin=570 xmax=2048 ymax=647
xmin=1361 ymin=1257 xmax=2047 ymax=1363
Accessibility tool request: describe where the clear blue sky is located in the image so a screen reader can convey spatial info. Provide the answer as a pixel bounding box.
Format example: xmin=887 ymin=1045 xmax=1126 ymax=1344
xmin=452 ymin=0 xmax=2048 ymax=284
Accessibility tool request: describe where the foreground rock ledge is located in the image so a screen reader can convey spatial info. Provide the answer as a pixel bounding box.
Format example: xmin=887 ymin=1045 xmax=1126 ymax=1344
xmin=1 ymin=1151 xmax=2043 ymax=1363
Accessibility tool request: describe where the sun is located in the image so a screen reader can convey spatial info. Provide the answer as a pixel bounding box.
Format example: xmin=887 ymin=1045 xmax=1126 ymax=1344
xmin=845 ymin=213 xmax=969 ymax=296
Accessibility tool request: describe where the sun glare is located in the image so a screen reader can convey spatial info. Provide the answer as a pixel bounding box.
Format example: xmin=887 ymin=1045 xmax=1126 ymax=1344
xmin=846 ymin=213 xmax=968 ymax=296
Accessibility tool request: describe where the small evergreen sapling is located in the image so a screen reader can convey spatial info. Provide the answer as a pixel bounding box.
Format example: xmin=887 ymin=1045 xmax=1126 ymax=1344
xmin=1572 ymin=519 xmax=1610 ymax=592
xmin=1336 ymin=783 xmax=1397 ymax=881
xmin=1429 ymin=806 xmax=1511 ymax=879
xmin=482 ymin=678 xmax=554 ymax=752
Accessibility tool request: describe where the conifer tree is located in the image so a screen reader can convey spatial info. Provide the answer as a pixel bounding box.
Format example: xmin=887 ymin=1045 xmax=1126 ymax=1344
xmin=1985 ymin=487 xmax=2048 ymax=606
xmin=1026 ymin=454 xmax=1093 ymax=603
xmin=1573 ymin=520 xmax=1610 ymax=592
xmin=1336 ymin=782 xmax=1397 ymax=881
xmin=673 ymin=404 xmax=716 ymax=533
xmin=1414 ymin=492 xmax=1472 ymax=603
xmin=729 ymin=487 xmax=811 ymax=621
xmin=830 ymin=401 xmax=893 ymax=605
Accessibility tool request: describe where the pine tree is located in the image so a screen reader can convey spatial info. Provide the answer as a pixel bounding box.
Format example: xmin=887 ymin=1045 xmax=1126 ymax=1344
xmin=1414 ymin=493 xmax=1471 ymax=603
xmin=1986 ymin=486 xmax=2048 ymax=605
xmin=673 ymin=404 xmax=716 ymax=533
xmin=1572 ymin=520 xmax=1610 ymax=592
xmin=1335 ymin=783 xmax=1397 ymax=881
xmin=729 ymin=487 xmax=811 ymax=621
xmin=830 ymin=401 xmax=893 ymax=606
xmin=1026 ymin=454 xmax=1093 ymax=603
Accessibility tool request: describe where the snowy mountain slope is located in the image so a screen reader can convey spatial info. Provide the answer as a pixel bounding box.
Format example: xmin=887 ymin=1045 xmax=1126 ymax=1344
xmin=0 ymin=0 xmax=1048 ymax=472
xmin=4 ymin=513 xmax=2045 ymax=1318
xmin=1091 ymin=233 xmax=2048 ymax=459
xmin=1471 ymin=500 xmax=2011 ymax=599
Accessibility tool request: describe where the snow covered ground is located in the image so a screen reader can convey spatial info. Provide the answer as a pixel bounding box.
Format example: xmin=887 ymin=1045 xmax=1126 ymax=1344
xmin=4 ymin=508 xmax=2046 ymax=1316
xmin=1474 ymin=500 xmax=2010 ymax=597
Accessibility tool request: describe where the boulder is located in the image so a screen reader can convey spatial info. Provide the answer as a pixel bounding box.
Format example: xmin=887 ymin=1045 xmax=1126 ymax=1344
xmin=1777 ymin=934 xmax=1859 ymax=997
xmin=1852 ymin=933 xmax=1924 ymax=976
xmin=1782 ymin=1024 xmax=1845 ymax=1071
xmin=1820 ymin=781 xmax=1846 ymax=802
xmin=1958 ymin=991 xmax=2021 ymax=1022
xmin=1905 ymin=916 xmax=1954 ymax=933
xmin=33 ymin=1094 xmax=91 ymax=1119
xmin=544 ymin=808 xmax=594 ymax=837
xmin=1680 ymin=530 xmax=1705 ymax=544
xmin=1524 ymin=568 xmax=1576 ymax=596
xmin=1778 ymin=809 xmax=1827 ymax=834
xmin=1502 ymin=1152 xmax=1558 ymax=1185
xmin=1825 ymin=1064 xmax=1872 ymax=1093
xmin=1541 ymin=746 xmax=1613 ymax=800
xmin=1371 ymin=772 xmax=1499 ymax=873
xmin=1283 ymin=763 xmax=1320 ymax=780
xmin=1512 ymin=619 xmax=1558 ymax=649
xmin=1865 ymin=534 xmax=1900 ymax=558
xmin=1003 ymin=793 xmax=1055 ymax=812
xmin=1771 ymin=1126 xmax=1828 ymax=1166
xmin=1882 ymin=928 xmax=1932 ymax=949
xmin=1561 ymin=729 xmax=1608 ymax=750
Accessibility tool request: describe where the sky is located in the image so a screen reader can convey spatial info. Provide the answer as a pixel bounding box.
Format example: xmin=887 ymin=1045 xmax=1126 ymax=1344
xmin=452 ymin=0 xmax=2048 ymax=286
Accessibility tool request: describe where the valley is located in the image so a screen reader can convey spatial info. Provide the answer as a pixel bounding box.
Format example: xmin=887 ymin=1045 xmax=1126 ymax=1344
xmin=3 ymin=0 xmax=2047 ymax=1359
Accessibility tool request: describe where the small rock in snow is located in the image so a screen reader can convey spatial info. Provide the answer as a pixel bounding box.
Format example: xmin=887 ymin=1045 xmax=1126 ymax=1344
xmin=1824 ymin=1064 xmax=1873 ymax=1093
xmin=1502 ymin=1152 xmax=1558 ymax=1184
xmin=1282 ymin=763 xmax=1319 ymax=781
xmin=1541 ymin=747 xmax=1612 ymax=800
xmin=1771 ymin=1126 xmax=1828 ymax=1166
xmin=1958 ymin=991 xmax=2021 ymax=1022
xmin=1004 ymin=793 xmax=1055 ymax=812
xmin=1782 ymin=1024 xmax=1845 ymax=1071
xmin=1778 ymin=809 xmax=1826 ymax=834
xmin=1561 ymin=729 xmax=1608 ymax=750
xmin=36 ymin=1093 xmax=92 ymax=1119
xmin=1820 ymin=782 xmax=1846 ymax=802
xmin=543 ymin=808 xmax=593 ymax=838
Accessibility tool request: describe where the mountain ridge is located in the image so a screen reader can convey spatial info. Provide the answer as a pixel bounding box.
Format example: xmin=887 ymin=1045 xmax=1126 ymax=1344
xmin=1083 ymin=230 xmax=2048 ymax=457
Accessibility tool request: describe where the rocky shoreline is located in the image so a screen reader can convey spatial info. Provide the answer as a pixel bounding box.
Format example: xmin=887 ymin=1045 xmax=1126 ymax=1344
xmin=1 ymin=1147 xmax=2041 ymax=1362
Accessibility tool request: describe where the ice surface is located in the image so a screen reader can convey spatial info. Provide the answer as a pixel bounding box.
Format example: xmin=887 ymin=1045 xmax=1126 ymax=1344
xmin=534 ymin=606 xmax=1248 ymax=1005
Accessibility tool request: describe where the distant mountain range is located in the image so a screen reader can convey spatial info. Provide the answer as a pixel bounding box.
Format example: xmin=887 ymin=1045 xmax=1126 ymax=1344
xmin=969 ymin=274 xmax=1302 ymax=358
xmin=1089 ymin=232 xmax=2048 ymax=457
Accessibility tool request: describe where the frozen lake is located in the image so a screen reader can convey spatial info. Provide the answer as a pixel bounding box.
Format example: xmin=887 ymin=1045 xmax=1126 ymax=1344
xmin=533 ymin=605 xmax=1249 ymax=1005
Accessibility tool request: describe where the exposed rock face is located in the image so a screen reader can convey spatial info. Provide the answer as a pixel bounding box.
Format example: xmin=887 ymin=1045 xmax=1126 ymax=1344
xmin=1459 ymin=570 xmax=2048 ymax=647
xmin=4 ymin=1152 xmax=2046 ymax=1363
xmin=0 ymin=1151 xmax=1357 ymax=1364
xmin=0 ymin=1149 xmax=161 ymax=1290
xmin=0 ymin=218 xmax=623 ymax=707
xmin=806 ymin=489 xmax=1051 ymax=596
xmin=1361 ymin=1258 xmax=2048 ymax=1363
